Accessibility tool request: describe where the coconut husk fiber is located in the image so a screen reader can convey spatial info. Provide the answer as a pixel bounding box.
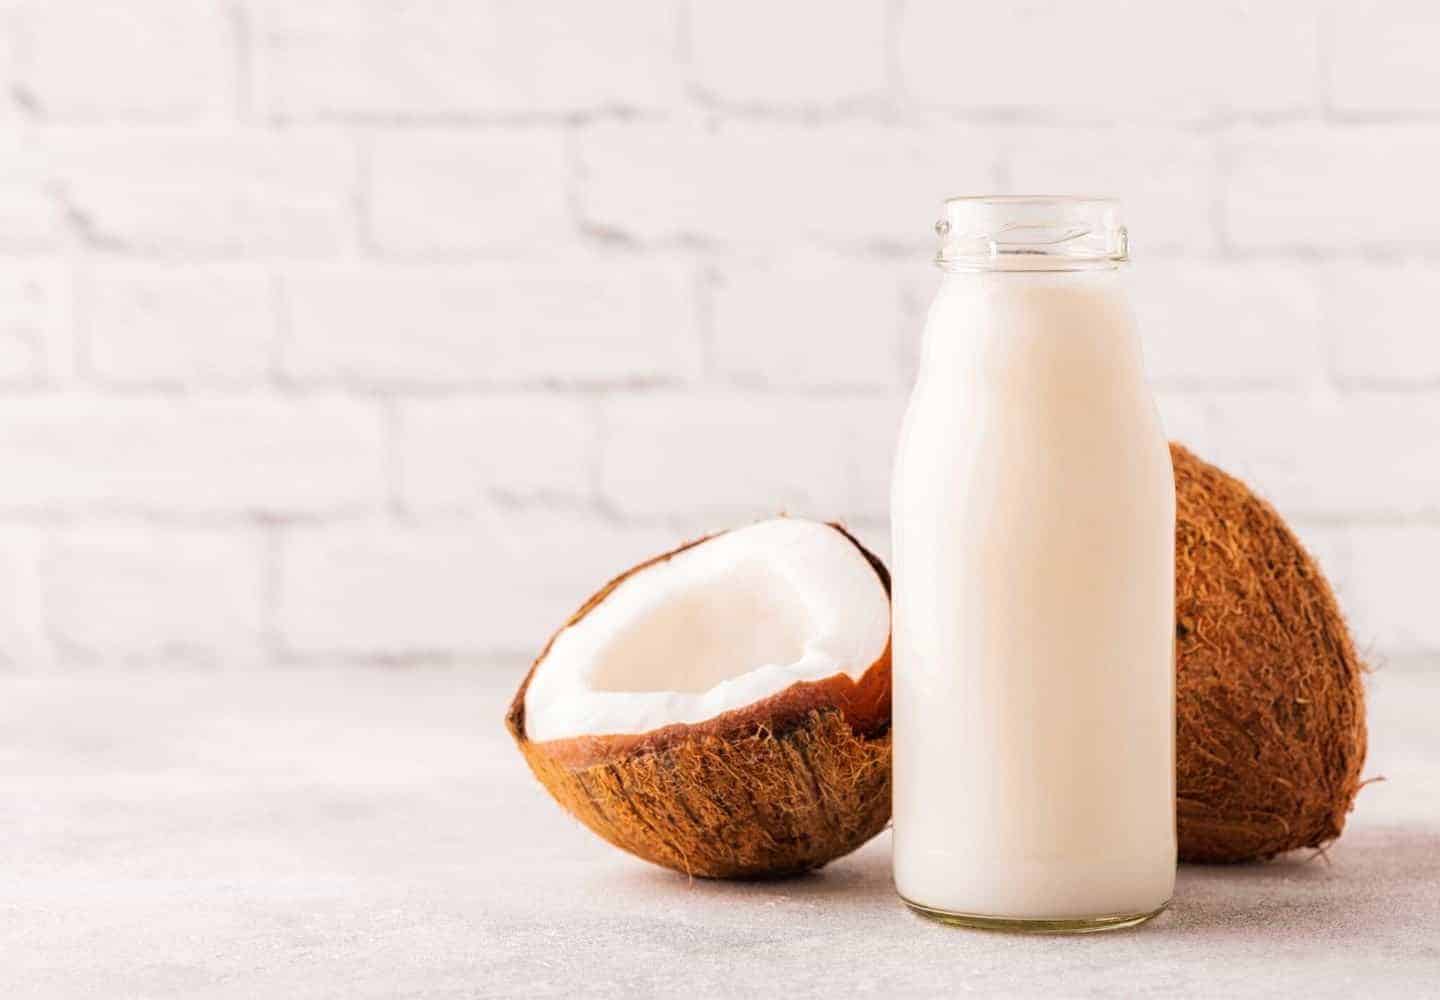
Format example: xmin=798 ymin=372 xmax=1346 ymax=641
xmin=510 ymin=709 xmax=891 ymax=878
xmin=506 ymin=524 xmax=892 ymax=879
xmin=1173 ymin=442 xmax=1368 ymax=863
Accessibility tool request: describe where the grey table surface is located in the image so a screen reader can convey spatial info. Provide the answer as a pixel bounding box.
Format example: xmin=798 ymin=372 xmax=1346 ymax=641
xmin=3 ymin=667 xmax=1437 ymax=999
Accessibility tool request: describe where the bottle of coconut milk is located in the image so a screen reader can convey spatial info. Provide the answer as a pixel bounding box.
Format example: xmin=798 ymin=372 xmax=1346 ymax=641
xmin=891 ymin=196 xmax=1176 ymax=931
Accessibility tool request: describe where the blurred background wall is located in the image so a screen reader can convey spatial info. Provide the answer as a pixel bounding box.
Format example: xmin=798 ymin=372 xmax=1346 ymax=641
xmin=0 ymin=1 xmax=1435 ymax=673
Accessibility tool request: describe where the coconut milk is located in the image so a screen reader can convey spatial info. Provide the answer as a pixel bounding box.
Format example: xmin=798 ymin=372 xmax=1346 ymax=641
xmin=891 ymin=197 xmax=1176 ymax=929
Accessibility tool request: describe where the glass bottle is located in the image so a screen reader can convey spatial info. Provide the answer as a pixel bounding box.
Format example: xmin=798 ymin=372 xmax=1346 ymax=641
xmin=891 ymin=196 xmax=1176 ymax=932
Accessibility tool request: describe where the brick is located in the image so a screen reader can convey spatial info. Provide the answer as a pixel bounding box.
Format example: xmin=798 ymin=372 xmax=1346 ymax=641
xmin=398 ymin=395 xmax=596 ymax=510
xmin=281 ymin=259 xmax=701 ymax=385
xmin=900 ymin=0 xmax=1318 ymax=118
xmin=42 ymin=527 xmax=263 ymax=664
xmin=0 ymin=261 xmax=69 ymax=382
xmin=599 ymin=392 xmax=901 ymax=520
xmin=1323 ymin=261 xmax=1440 ymax=383
xmin=0 ymin=396 xmax=384 ymax=515
xmin=367 ymin=129 xmax=570 ymax=255
xmin=251 ymin=0 xmax=680 ymax=117
xmin=14 ymin=0 xmax=232 ymax=119
xmin=1225 ymin=126 xmax=1440 ymax=248
xmin=998 ymin=129 xmax=1218 ymax=254
xmin=0 ymin=129 xmax=65 ymax=250
xmin=1342 ymin=524 xmax=1440 ymax=657
xmin=277 ymin=511 xmax=677 ymax=655
xmin=1168 ymin=390 xmax=1440 ymax=520
xmin=0 ymin=527 xmax=51 ymax=669
xmin=689 ymin=0 xmax=888 ymax=105
xmin=46 ymin=128 xmax=354 ymax=255
xmin=1130 ymin=260 xmax=1323 ymax=384
xmin=1330 ymin=1 xmax=1440 ymax=113
xmin=578 ymin=121 xmax=999 ymax=249
xmin=711 ymin=254 xmax=903 ymax=389
xmin=846 ymin=393 xmax=909 ymax=520
xmin=84 ymin=264 xmax=273 ymax=383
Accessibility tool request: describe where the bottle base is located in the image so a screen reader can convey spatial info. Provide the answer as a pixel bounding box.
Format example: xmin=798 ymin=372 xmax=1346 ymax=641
xmin=900 ymin=895 xmax=1169 ymax=934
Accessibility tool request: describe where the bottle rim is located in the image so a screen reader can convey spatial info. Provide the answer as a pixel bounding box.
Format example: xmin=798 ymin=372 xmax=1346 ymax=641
xmin=935 ymin=195 xmax=1128 ymax=272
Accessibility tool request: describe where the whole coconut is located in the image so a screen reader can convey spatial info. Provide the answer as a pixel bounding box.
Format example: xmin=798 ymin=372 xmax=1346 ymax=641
xmin=1173 ymin=443 xmax=1368 ymax=863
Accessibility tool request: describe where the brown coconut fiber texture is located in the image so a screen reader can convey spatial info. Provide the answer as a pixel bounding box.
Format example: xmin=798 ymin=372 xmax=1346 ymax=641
xmin=1173 ymin=443 xmax=1368 ymax=863
xmin=506 ymin=523 xmax=892 ymax=879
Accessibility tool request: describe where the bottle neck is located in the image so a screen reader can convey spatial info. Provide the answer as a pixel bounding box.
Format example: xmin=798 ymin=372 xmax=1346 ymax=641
xmin=921 ymin=267 xmax=1134 ymax=370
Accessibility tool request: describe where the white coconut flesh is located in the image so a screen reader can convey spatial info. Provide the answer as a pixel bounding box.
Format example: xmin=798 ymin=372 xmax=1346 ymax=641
xmin=523 ymin=518 xmax=890 ymax=743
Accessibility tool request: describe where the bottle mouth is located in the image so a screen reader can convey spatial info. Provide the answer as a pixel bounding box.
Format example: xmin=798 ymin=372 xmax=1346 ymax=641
xmin=934 ymin=196 xmax=1128 ymax=271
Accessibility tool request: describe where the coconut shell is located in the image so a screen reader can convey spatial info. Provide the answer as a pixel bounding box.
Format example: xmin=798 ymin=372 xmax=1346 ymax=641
xmin=506 ymin=524 xmax=892 ymax=878
xmin=1173 ymin=443 xmax=1368 ymax=863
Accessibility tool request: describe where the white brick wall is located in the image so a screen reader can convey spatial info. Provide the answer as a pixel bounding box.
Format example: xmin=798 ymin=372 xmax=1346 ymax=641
xmin=13 ymin=0 xmax=235 ymax=121
xmin=0 ymin=396 xmax=383 ymax=515
xmin=398 ymin=395 xmax=598 ymax=509
xmin=250 ymin=0 xmax=681 ymax=118
xmin=0 ymin=1 xmax=1436 ymax=672
xmin=0 ymin=527 xmax=50 ymax=668
xmin=1131 ymin=260 xmax=1323 ymax=384
xmin=0 ymin=128 xmax=65 ymax=250
xmin=1224 ymin=126 xmax=1440 ymax=249
xmin=578 ymin=121 xmax=999 ymax=248
xmin=82 ymin=264 xmax=273 ymax=384
xmin=997 ymin=129 xmax=1218 ymax=255
xmin=899 ymin=1 xmax=1317 ymax=118
xmin=599 ymin=393 xmax=899 ymax=521
xmin=367 ymin=130 xmax=571 ymax=256
xmin=1342 ymin=525 xmax=1440 ymax=662
xmin=1324 ymin=261 xmax=1440 ymax=383
xmin=43 ymin=525 xmax=264 ymax=664
xmin=281 ymin=259 xmax=701 ymax=385
xmin=1327 ymin=1 xmax=1440 ymax=113
xmin=688 ymin=0 xmax=888 ymax=107
xmin=710 ymin=254 xmax=904 ymax=389
xmin=277 ymin=512 xmax=675 ymax=657
xmin=0 ymin=261 xmax=70 ymax=382
xmin=46 ymin=128 xmax=356 ymax=255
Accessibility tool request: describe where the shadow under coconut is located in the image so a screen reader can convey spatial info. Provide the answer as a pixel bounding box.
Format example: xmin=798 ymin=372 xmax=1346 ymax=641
xmin=595 ymin=834 xmax=899 ymax=907
xmin=1168 ymin=825 xmax=1440 ymax=938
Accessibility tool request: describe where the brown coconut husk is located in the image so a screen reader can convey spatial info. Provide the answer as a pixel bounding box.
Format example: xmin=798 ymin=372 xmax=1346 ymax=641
xmin=1173 ymin=443 xmax=1368 ymax=863
xmin=506 ymin=523 xmax=892 ymax=878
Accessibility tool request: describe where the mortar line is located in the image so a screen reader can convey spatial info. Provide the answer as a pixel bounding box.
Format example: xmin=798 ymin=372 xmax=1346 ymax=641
xmin=230 ymin=0 xmax=254 ymax=123
xmin=261 ymin=520 xmax=285 ymax=668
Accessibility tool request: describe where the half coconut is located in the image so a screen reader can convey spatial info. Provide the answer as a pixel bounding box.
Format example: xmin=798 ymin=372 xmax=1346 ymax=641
xmin=506 ymin=517 xmax=893 ymax=878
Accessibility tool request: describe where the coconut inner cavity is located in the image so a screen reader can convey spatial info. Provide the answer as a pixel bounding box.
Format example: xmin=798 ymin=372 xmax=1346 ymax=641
xmin=523 ymin=519 xmax=890 ymax=743
xmin=590 ymin=561 xmax=812 ymax=694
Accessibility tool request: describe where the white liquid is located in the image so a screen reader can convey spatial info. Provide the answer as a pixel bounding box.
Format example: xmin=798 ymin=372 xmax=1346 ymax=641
xmin=891 ymin=267 xmax=1176 ymax=921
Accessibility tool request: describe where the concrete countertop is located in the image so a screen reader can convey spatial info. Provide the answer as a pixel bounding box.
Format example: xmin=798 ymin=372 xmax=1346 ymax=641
xmin=4 ymin=668 xmax=1437 ymax=998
